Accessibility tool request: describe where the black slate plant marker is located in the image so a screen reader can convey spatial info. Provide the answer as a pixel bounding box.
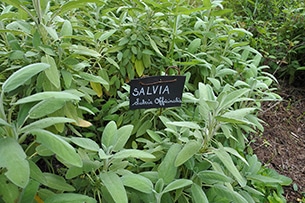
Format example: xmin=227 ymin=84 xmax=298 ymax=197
xmin=129 ymin=75 xmax=186 ymax=110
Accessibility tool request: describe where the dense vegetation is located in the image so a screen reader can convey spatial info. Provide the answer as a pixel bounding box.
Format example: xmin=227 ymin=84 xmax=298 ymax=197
xmin=0 ymin=0 xmax=299 ymax=202
xmin=224 ymin=0 xmax=305 ymax=84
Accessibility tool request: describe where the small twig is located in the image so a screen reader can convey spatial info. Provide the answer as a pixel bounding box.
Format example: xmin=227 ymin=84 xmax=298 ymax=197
xmin=262 ymin=101 xmax=281 ymax=113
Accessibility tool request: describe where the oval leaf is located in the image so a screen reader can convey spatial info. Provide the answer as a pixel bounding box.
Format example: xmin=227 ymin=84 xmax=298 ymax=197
xmin=158 ymin=144 xmax=181 ymax=184
xmin=43 ymin=173 xmax=75 ymax=191
xmin=213 ymin=146 xmax=247 ymax=187
xmin=113 ymin=149 xmax=155 ymax=160
xmin=70 ymin=137 xmax=100 ymax=152
xmin=113 ymin=125 xmax=134 ymax=151
xmin=102 ymin=121 xmax=117 ymax=148
xmin=191 ymin=184 xmax=209 ymax=203
xmin=28 ymin=99 xmax=66 ymax=119
xmin=20 ymin=117 xmax=75 ymax=133
xmin=174 ymin=140 xmax=201 ymax=167
xmin=14 ymin=91 xmax=80 ymax=105
xmin=44 ymin=193 xmax=96 ymax=203
xmin=42 ymin=55 xmax=61 ymax=88
xmin=2 ymin=63 xmax=50 ymax=92
xmin=100 ymin=172 xmax=128 ymax=203
xmin=163 ymin=179 xmax=192 ymax=193
xmin=122 ymin=174 xmax=153 ymax=194
xmin=31 ymin=129 xmax=82 ymax=167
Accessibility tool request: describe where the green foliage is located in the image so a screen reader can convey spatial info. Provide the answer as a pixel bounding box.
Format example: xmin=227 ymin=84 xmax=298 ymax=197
xmin=0 ymin=0 xmax=291 ymax=202
xmin=224 ymin=0 xmax=305 ymax=84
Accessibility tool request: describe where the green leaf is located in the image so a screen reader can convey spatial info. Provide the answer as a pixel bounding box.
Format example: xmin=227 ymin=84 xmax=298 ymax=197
xmin=14 ymin=91 xmax=81 ymax=105
xmin=106 ymin=57 xmax=121 ymax=70
xmin=0 ymin=118 xmax=11 ymax=127
xmin=136 ymin=119 xmax=152 ymax=137
xmin=42 ymin=173 xmax=75 ymax=191
xmin=99 ymin=29 xmax=116 ymax=41
xmin=148 ymin=36 xmax=163 ymax=57
xmin=31 ymin=129 xmax=82 ymax=167
xmin=197 ymin=170 xmax=233 ymax=184
xmin=102 ymin=121 xmax=117 ymax=148
xmin=216 ymin=108 xmax=257 ymax=124
xmin=53 ymin=0 xmax=105 ymax=17
xmin=113 ymin=125 xmax=133 ymax=151
xmin=71 ymin=45 xmax=101 ymax=57
xmin=209 ymin=185 xmax=247 ymax=203
xmin=0 ymin=174 xmax=19 ymax=203
xmin=247 ymin=174 xmax=283 ymax=184
xmin=28 ymin=99 xmax=66 ymax=119
xmin=213 ymin=146 xmax=247 ymax=187
xmin=43 ymin=25 xmax=59 ymax=41
xmin=70 ymin=137 xmax=100 ymax=152
xmin=167 ymin=121 xmax=201 ymax=129
xmin=174 ymin=140 xmax=201 ymax=167
xmin=60 ymin=20 xmax=73 ymax=37
xmin=19 ymin=179 xmax=39 ymax=203
xmin=0 ymin=137 xmax=29 ymax=188
xmin=29 ymin=160 xmax=47 ymax=185
xmin=224 ymin=147 xmax=249 ymax=166
xmin=163 ymin=179 xmax=192 ymax=193
xmin=217 ymin=88 xmax=249 ymax=110
xmin=112 ymin=149 xmax=155 ymax=160
xmin=100 ymin=172 xmax=128 ymax=203
xmin=79 ymin=72 xmax=109 ymax=86
xmin=158 ymin=144 xmax=181 ymax=184
xmin=191 ymin=184 xmax=209 ymax=203
xmin=44 ymin=193 xmax=96 ymax=203
xmin=122 ymin=174 xmax=153 ymax=194
xmin=42 ymin=55 xmax=61 ymax=89
xmin=20 ymin=117 xmax=75 ymax=134
xmin=135 ymin=59 xmax=144 ymax=76
xmin=188 ymin=38 xmax=201 ymax=54
xmin=2 ymin=63 xmax=50 ymax=92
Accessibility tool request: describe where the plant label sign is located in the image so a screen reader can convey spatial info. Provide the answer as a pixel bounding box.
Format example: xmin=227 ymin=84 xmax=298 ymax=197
xmin=129 ymin=75 xmax=186 ymax=109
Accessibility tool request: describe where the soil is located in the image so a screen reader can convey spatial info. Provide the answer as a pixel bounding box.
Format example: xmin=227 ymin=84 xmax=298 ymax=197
xmin=251 ymin=79 xmax=305 ymax=203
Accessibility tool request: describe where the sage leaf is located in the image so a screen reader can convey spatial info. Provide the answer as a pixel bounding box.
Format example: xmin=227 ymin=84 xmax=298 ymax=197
xmin=122 ymin=174 xmax=153 ymax=194
xmin=0 ymin=137 xmax=29 ymax=188
xmin=20 ymin=117 xmax=75 ymax=134
xmin=100 ymin=172 xmax=128 ymax=203
xmin=2 ymin=63 xmax=49 ymax=92
xmin=162 ymin=179 xmax=192 ymax=193
xmin=31 ymin=129 xmax=82 ymax=167
xmin=44 ymin=193 xmax=96 ymax=203
xmin=174 ymin=140 xmax=201 ymax=167
xmin=14 ymin=91 xmax=80 ymax=105
xmin=213 ymin=146 xmax=247 ymax=187
xmin=191 ymin=184 xmax=209 ymax=203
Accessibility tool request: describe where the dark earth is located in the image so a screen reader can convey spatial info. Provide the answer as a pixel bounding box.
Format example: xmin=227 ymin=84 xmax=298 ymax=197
xmin=251 ymin=77 xmax=305 ymax=203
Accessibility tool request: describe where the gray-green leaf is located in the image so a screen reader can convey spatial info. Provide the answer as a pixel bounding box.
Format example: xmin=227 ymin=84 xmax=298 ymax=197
xmin=122 ymin=174 xmax=153 ymax=194
xmin=31 ymin=129 xmax=82 ymax=167
xmin=100 ymin=172 xmax=128 ymax=203
xmin=0 ymin=137 xmax=29 ymax=188
xmin=2 ymin=63 xmax=49 ymax=92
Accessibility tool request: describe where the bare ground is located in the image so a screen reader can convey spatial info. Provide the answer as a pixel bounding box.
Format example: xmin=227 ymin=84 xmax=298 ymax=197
xmin=251 ymin=80 xmax=305 ymax=202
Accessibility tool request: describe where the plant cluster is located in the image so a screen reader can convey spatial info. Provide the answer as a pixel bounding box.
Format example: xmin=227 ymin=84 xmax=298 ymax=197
xmin=224 ymin=0 xmax=305 ymax=84
xmin=0 ymin=0 xmax=291 ymax=202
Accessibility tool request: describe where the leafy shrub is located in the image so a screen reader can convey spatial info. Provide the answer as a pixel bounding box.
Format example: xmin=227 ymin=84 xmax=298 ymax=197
xmin=224 ymin=0 xmax=305 ymax=84
xmin=0 ymin=0 xmax=291 ymax=202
